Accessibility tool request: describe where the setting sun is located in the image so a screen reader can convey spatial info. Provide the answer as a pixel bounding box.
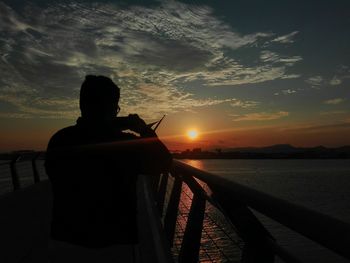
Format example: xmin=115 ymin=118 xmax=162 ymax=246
xmin=187 ymin=129 xmax=199 ymax=140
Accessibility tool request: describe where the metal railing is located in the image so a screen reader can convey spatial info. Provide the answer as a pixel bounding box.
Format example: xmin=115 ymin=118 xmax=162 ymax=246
xmin=2 ymin=152 xmax=350 ymax=262
xmin=151 ymin=160 xmax=350 ymax=263
xmin=0 ymin=152 xmax=44 ymax=192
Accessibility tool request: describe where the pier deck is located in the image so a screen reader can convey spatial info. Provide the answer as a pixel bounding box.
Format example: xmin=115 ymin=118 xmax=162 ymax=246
xmin=0 ymin=178 xmax=171 ymax=263
xmin=0 ymin=181 xmax=51 ymax=263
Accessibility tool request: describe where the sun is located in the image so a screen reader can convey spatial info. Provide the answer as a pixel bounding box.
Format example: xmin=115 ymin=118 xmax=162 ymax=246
xmin=187 ymin=129 xmax=199 ymax=140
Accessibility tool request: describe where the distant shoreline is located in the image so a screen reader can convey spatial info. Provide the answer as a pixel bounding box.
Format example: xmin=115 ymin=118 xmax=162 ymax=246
xmin=173 ymin=156 xmax=350 ymax=159
xmin=173 ymin=144 xmax=350 ymax=159
xmin=1 ymin=144 xmax=349 ymax=160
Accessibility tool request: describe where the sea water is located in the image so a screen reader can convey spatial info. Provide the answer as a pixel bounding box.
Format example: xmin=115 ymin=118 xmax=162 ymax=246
xmin=182 ymin=159 xmax=350 ymax=263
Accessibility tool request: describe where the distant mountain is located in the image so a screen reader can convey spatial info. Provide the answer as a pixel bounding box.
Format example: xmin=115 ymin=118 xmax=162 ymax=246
xmin=227 ymin=144 xmax=299 ymax=153
xmin=226 ymin=144 xmax=349 ymax=154
xmin=336 ymin=145 xmax=350 ymax=152
xmin=175 ymin=144 xmax=350 ymax=159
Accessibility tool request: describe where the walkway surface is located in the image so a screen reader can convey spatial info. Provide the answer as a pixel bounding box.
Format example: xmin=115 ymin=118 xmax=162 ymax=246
xmin=0 ymin=179 xmax=171 ymax=263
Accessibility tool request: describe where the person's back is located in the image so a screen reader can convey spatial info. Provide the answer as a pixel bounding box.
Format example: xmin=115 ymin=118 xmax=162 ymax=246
xmin=45 ymin=75 xmax=171 ymax=249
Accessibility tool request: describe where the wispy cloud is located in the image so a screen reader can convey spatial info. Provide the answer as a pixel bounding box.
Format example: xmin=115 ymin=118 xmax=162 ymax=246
xmin=306 ymin=76 xmax=323 ymax=87
xmin=282 ymin=89 xmax=297 ymax=95
xmin=0 ymin=112 xmax=32 ymax=119
xmin=283 ymin=122 xmax=350 ymax=133
xmin=119 ymin=84 xmax=236 ymax=118
xmin=230 ymin=99 xmax=259 ymax=108
xmin=324 ymin=98 xmax=345 ymax=105
xmin=0 ymin=1 xmax=302 ymax=119
xmin=260 ymin=50 xmax=280 ymax=62
xmin=306 ymin=74 xmax=349 ymax=88
xmin=0 ymin=94 xmax=80 ymax=119
xmin=329 ymin=76 xmax=342 ymax=86
xmin=260 ymin=50 xmax=302 ymax=66
xmin=274 ymin=89 xmax=297 ymax=96
xmin=271 ymin=31 xmax=299 ymax=44
xmin=320 ymin=110 xmax=347 ymax=116
xmin=231 ymin=111 xmax=289 ymax=121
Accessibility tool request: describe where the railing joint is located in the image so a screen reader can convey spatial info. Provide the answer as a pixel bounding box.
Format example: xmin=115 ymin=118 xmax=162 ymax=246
xmin=10 ymin=154 xmax=21 ymax=191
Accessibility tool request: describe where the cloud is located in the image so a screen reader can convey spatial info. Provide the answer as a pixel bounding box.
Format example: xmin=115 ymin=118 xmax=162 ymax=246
xmin=0 ymin=112 xmax=32 ymax=119
xmin=306 ymin=74 xmax=348 ymax=88
xmin=324 ymin=98 xmax=345 ymax=105
xmin=230 ymin=99 xmax=259 ymax=108
xmin=320 ymin=110 xmax=347 ymax=116
xmin=0 ymin=1 xmax=302 ymax=119
xmin=119 ymin=83 xmax=235 ymax=118
xmin=278 ymin=57 xmax=303 ymax=65
xmin=281 ymin=89 xmax=296 ymax=95
xmin=0 ymin=2 xmax=39 ymax=33
xmin=284 ymin=122 xmax=350 ymax=133
xmin=329 ymin=76 xmax=342 ymax=86
xmin=260 ymin=50 xmax=280 ymax=62
xmin=306 ymin=76 xmax=323 ymax=86
xmin=260 ymin=50 xmax=302 ymax=66
xmin=185 ymin=61 xmax=301 ymax=87
xmin=0 ymin=94 xmax=80 ymax=119
xmin=272 ymin=89 xmax=297 ymax=95
xmin=231 ymin=111 xmax=289 ymax=121
xmin=271 ymin=31 xmax=299 ymax=44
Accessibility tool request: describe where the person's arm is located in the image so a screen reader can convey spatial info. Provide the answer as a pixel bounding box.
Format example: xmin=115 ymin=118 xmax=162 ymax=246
xmin=127 ymin=114 xmax=172 ymax=174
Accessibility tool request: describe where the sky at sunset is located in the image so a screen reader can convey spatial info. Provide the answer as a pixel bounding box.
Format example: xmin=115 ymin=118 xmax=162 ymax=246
xmin=0 ymin=0 xmax=349 ymax=152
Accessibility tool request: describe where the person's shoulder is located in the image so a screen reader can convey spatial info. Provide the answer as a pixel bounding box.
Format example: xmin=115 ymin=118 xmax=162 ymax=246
xmin=47 ymin=125 xmax=78 ymax=149
xmin=51 ymin=125 xmax=78 ymax=140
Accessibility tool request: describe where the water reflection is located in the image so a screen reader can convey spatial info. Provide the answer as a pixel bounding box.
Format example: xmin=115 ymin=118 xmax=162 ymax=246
xmin=169 ymin=173 xmax=243 ymax=262
xmin=183 ymin=159 xmax=204 ymax=170
xmin=177 ymin=159 xmax=350 ymax=263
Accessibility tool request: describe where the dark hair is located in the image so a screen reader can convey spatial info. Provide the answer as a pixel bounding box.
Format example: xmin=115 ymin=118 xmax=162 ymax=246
xmin=79 ymin=75 xmax=120 ymax=118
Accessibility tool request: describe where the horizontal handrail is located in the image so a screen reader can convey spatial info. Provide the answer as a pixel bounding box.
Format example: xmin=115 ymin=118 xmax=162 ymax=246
xmin=0 ymin=152 xmax=44 ymax=162
xmin=172 ymin=160 xmax=350 ymax=261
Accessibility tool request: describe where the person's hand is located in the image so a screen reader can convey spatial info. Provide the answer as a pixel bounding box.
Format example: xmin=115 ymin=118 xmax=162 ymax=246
xmin=127 ymin=114 xmax=148 ymax=134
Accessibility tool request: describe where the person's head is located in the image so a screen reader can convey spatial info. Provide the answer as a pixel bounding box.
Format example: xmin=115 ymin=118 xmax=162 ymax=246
xmin=80 ymin=75 xmax=120 ymax=120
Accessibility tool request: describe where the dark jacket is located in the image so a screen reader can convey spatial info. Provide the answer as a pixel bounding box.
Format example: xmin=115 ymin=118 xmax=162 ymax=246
xmin=45 ymin=117 xmax=172 ymax=248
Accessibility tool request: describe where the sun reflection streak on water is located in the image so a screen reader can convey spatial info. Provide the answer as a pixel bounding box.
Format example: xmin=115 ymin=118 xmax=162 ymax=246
xmin=178 ymin=159 xmax=350 ymax=263
xmin=183 ymin=159 xmax=204 ymax=170
xmin=162 ymin=169 xmax=244 ymax=262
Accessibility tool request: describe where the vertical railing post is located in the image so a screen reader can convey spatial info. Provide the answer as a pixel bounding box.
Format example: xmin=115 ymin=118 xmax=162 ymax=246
xmin=157 ymin=172 xmax=169 ymax=214
xmin=149 ymin=173 xmax=162 ymax=195
xmin=32 ymin=152 xmax=41 ymax=183
xmin=164 ymin=175 xmax=183 ymax=246
xmin=178 ymin=192 xmax=206 ymax=263
xmin=138 ymin=175 xmax=174 ymax=263
xmin=211 ymin=188 xmax=275 ymax=263
xmin=10 ymin=155 xmax=21 ymax=191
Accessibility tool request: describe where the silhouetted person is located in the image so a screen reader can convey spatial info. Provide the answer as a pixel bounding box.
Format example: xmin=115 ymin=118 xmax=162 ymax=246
xmin=45 ymin=75 xmax=171 ymax=258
